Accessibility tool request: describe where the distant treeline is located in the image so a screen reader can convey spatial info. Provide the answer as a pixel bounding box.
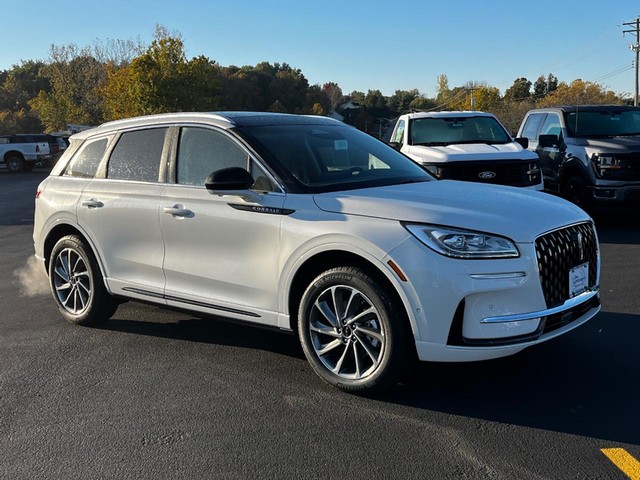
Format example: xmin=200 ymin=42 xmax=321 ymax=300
xmin=0 ymin=25 xmax=629 ymax=136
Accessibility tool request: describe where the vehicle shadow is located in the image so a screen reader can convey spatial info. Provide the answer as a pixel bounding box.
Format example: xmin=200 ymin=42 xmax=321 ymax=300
xmin=592 ymin=205 xmax=640 ymax=245
xmin=382 ymin=310 xmax=640 ymax=445
xmin=94 ymin=303 xmax=305 ymax=360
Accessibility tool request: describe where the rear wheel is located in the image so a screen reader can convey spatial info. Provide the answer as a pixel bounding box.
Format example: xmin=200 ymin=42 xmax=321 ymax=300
xmin=6 ymin=155 xmax=24 ymax=173
xmin=298 ymin=266 xmax=410 ymax=393
xmin=49 ymin=235 xmax=118 ymax=325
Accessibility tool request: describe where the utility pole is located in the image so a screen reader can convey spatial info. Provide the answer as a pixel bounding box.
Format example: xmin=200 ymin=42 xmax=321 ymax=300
xmin=623 ymin=17 xmax=640 ymax=106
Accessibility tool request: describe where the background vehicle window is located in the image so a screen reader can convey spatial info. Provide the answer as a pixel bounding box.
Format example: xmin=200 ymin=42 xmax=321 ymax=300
xmin=107 ymin=128 xmax=167 ymax=182
xmin=393 ymin=120 xmax=405 ymax=144
xmin=540 ymin=114 xmax=562 ymax=138
xmin=63 ymin=138 xmax=108 ymax=178
xmin=521 ymin=114 xmax=545 ymax=140
xmin=177 ymin=127 xmax=248 ymax=186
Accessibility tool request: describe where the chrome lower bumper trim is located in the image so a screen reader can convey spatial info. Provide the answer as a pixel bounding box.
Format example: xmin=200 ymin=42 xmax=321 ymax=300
xmin=480 ymin=289 xmax=599 ymax=324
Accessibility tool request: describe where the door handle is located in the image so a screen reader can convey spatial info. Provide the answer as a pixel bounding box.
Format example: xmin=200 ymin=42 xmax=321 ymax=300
xmin=163 ymin=206 xmax=193 ymax=217
xmin=81 ymin=199 xmax=103 ymax=208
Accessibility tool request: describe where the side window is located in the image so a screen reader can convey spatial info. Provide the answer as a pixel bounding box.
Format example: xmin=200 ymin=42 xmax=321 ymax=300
xmin=177 ymin=127 xmax=248 ymax=186
xmin=63 ymin=138 xmax=108 ymax=178
xmin=521 ymin=113 xmax=545 ymax=140
xmin=107 ymin=128 xmax=167 ymax=182
xmin=540 ymin=113 xmax=562 ymax=138
xmin=393 ymin=120 xmax=405 ymax=144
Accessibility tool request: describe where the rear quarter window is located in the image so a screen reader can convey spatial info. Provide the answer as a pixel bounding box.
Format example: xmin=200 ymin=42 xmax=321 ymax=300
xmin=63 ymin=138 xmax=109 ymax=178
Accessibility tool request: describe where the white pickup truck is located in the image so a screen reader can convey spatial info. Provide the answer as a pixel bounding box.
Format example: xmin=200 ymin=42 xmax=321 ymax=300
xmin=0 ymin=134 xmax=52 ymax=172
xmin=385 ymin=111 xmax=543 ymax=190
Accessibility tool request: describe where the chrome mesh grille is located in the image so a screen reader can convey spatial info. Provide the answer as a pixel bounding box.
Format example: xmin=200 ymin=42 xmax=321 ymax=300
xmin=535 ymin=223 xmax=598 ymax=308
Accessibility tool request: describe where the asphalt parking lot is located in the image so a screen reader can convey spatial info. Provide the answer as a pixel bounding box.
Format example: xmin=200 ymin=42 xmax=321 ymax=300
xmin=1 ymin=168 xmax=638 ymax=479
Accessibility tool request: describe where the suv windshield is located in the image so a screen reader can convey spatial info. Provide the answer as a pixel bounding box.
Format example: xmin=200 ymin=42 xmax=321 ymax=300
xmin=235 ymin=123 xmax=433 ymax=193
xmin=565 ymin=109 xmax=640 ymax=137
xmin=410 ymin=116 xmax=511 ymax=146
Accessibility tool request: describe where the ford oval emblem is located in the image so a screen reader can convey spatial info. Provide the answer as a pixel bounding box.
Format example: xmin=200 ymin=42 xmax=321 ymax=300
xmin=478 ymin=171 xmax=496 ymax=180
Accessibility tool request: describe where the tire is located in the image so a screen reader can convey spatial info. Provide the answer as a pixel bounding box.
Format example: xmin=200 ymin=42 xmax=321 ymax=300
xmin=562 ymin=174 xmax=591 ymax=209
xmin=6 ymin=155 xmax=24 ymax=173
xmin=298 ymin=266 xmax=410 ymax=393
xmin=48 ymin=235 xmax=118 ymax=325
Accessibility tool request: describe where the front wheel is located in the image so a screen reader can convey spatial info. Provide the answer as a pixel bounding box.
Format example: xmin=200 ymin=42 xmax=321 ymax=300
xmin=298 ymin=267 xmax=410 ymax=393
xmin=562 ymin=174 xmax=591 ymax=209
xmin=49 ymin=235 xmax=118 ymax=325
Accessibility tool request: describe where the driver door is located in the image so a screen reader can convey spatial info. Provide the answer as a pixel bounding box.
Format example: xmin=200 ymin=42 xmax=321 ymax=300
xmin=159 ymin=126 xmax=285 ymax=326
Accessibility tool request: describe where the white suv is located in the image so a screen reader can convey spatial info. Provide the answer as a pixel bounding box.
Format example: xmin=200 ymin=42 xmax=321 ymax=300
xmin=33 ymin=112 xmax=601 ymax=392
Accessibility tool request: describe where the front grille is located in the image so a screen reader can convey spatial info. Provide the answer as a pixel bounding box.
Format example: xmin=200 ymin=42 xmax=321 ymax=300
xmin=535 ymin=223 xmax=598 ymax=308
xmin=436 ymin=159 xmax=541 ymax=187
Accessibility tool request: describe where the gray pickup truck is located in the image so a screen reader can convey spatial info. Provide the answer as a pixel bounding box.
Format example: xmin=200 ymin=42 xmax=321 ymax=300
xmin=0 ymin=134 xmax=52 ymax=172
xmin=517 ymin=105 xmax=640 ymax=207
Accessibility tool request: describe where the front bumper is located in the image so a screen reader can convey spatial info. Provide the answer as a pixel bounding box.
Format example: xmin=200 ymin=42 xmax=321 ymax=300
xmin=385 ymin=235 xmax=600 ymax=362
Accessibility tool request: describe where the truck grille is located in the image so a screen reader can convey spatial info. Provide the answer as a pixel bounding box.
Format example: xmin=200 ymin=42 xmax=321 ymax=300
xmin=535 ymin=222 xmax=598 ymax=308
xmin=434 ymin=159 xmax=541 ymax=187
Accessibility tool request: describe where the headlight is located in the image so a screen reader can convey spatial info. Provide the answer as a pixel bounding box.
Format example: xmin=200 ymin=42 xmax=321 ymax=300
xmin=404 ymin=224 xmax=519 ymax=259
xmin=592 ymin=154 xmax=622 ymax=177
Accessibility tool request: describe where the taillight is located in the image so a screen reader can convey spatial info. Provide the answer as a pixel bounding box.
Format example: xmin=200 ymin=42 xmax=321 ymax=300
xmin=36 ymin=189 xmax=43 ymax=199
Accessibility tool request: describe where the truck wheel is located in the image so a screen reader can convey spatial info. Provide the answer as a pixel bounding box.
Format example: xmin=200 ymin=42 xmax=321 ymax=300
xmin=562 ymin=175 xmax=590 ymax=209
xmin=298 ymin=266 xmax=410 ymax=393
xmin=6 ymin=155 xmax=24 ymax=173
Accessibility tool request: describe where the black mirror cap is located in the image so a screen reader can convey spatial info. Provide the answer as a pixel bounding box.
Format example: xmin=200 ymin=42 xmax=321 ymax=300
xmin=388 ymin=141 xmax=401 ymax=150
xmin=538 ymin=134 xmax=559 ymax=148
xmin=205 ymin=167 xmax=254 ymax=191
xmin=514 ymin=137 xmax=529 ymax=149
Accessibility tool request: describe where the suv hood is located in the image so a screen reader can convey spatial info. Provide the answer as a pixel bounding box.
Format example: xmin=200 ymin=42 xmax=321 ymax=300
xmin=313 ymin=181 xmax=588 ymax=243
xmin=406 ymin=143 xmax=538 ymax=164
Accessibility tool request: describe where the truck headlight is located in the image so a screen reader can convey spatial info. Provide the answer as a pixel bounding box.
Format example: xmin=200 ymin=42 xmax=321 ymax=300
xmin=404 ymin=224 xmax=520 ymax=259
xmin=592 ymin=154 xmax=622 ymax=177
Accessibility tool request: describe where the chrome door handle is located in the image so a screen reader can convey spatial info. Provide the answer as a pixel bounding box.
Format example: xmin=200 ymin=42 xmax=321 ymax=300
xmin=163 ymin=206 xmax=193 ymax=217
xmin=81 ymin=199 xmax=103 ymax=208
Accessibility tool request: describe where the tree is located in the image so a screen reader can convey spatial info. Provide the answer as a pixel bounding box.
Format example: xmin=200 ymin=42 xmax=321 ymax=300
xmin=102 ymin=31 xmax=224 ymax=119
xmin=435 ymin=74 xmax=451 ymax=106
xmin=388 ymin=89 xmax=419 ymax=116
xmin=504 ymin=77 xmax=532 ymax=102
xmin=537 ymin=79 xmax=624 ymax=107
xmin=322 ymin=82 xmax=343 ymax=111
xmin=304 ymin=84 xmax=330 ymax=115
xmin=533 ymin=73 xmax=559 ymax=99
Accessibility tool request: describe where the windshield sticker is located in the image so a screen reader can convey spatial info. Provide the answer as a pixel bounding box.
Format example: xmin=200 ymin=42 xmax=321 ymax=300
xmin=334 ymin=140 xmax=348 ymax=151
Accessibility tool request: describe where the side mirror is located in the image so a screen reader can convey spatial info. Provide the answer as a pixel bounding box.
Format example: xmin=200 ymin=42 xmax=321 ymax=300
xmin=205 ymin=167 xmax=254 ymax=190
xmin=205 ymin=167 xmax=262 ymax=202
xmin=538 ymin=134 xmax=559 ymax=148
xmin=514 ymin=137 xmax=529 ymax=149
xmin=388 ymin=141 xmax=402 ymax=151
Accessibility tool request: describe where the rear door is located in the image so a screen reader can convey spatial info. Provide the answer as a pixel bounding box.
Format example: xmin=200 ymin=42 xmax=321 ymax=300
xmin=77 ymin=127 xmax=168 ymax=301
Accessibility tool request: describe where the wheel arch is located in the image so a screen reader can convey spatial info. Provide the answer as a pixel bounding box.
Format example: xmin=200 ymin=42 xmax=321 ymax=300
xmin=43 ymin=223 xmax=108 ymax=285
xmin=4 ymin=150 xmax=25 ymax=161
xmin=286 ymin=249 xmax=417 ymax=346
xmin=559 ymin=158 xmax=591 ymax=188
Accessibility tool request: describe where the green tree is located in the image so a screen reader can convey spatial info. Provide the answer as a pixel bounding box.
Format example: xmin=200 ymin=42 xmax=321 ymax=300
xmin=504 ymin=77 xmax=532 ymax=102
xmin=322 ymin=82 xmax=343 ymax=111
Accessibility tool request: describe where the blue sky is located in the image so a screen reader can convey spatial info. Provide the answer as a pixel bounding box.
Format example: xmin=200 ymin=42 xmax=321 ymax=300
xmin=1 ymin=0 xmax=638 ymax=97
